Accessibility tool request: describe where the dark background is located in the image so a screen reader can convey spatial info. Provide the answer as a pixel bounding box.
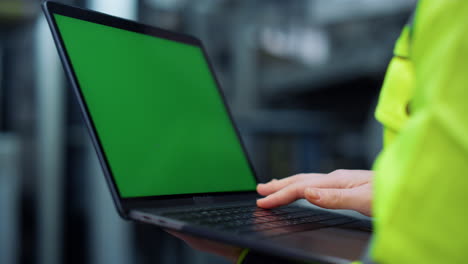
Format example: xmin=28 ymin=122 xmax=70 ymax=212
xmin=0 ymin=0 xmax=415 ymax=263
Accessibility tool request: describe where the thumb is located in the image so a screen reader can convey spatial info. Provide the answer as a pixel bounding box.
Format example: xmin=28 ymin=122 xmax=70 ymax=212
xmin=304 ymin=185 xmax=371 ymax=216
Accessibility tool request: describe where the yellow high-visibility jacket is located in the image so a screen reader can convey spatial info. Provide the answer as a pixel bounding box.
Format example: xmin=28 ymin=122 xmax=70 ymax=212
xmin=239 ymin=1 xmax=468 ymax=263
xmin=372 ymin=1 xmax=468 ymax=263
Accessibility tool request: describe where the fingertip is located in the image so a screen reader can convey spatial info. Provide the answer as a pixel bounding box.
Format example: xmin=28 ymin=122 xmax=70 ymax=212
xmin=258 ymin=178 xmax=294 ymax=197
xmin=256 ymin=183 xmax=269 ymax=196
xmin=256 ymin=198 xmax=266 ymax=207
xmin=256 ymin=197 xmax=271 ymax=208
xmin=256 ymin=184 xmax=263 ymax=193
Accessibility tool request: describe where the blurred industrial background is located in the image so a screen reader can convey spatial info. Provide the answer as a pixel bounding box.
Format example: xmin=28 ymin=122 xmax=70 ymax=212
xmin=0 ymin=0 xmax=416 ymax=263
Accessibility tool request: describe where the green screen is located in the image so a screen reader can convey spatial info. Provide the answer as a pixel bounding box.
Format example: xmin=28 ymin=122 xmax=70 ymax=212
xmin=54 ymin=14 xmax=257 ymax=198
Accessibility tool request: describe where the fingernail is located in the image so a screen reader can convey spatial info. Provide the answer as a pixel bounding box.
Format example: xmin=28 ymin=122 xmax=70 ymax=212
xmin=306 ymin=188 xmax=320 ymax=200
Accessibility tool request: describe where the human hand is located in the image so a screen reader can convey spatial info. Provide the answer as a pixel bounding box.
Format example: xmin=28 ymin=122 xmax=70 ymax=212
xmin=256 ymin=170 xmax=373 ymax=217
xmin=165 ymin=229 xmax=242 ymax=263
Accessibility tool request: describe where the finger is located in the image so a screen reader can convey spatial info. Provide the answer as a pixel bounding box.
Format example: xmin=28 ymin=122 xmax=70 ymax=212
xmin=257 ymin=182 xmax=306 ymax=208
xmin=257 ymin=178 xmax=293 ymax=196
xmin=257 ymin=173 xmax=324 ymax=196
xmin=304 ymin=184 xmax=372 ymax=216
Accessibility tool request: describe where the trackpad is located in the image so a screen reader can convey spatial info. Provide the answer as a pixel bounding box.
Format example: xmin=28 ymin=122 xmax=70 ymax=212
xmin=269 ymin=227 xmax=370 ymax=260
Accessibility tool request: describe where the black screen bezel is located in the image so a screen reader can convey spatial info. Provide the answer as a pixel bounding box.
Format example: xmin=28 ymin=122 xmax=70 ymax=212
xmin=42 ymin=1 xmax=260 ymax=217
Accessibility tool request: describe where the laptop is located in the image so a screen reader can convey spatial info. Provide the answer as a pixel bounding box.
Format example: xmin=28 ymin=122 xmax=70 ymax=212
xmin=42 ymin=1 xmax=371 ymax=263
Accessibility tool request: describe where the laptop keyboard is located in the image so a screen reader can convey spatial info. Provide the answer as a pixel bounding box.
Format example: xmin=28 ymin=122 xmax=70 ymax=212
xmin=161 ymin=204 xmax=360 ymax=237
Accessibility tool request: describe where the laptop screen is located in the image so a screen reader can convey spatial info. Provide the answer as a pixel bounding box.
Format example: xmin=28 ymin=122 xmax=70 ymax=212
xmin=54 ymin=14 xmax=257 ymax=198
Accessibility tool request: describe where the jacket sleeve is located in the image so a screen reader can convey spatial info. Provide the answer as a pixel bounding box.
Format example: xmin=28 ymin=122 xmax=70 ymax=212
xmin=371 ymin=1 xmax=468 ymax=263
